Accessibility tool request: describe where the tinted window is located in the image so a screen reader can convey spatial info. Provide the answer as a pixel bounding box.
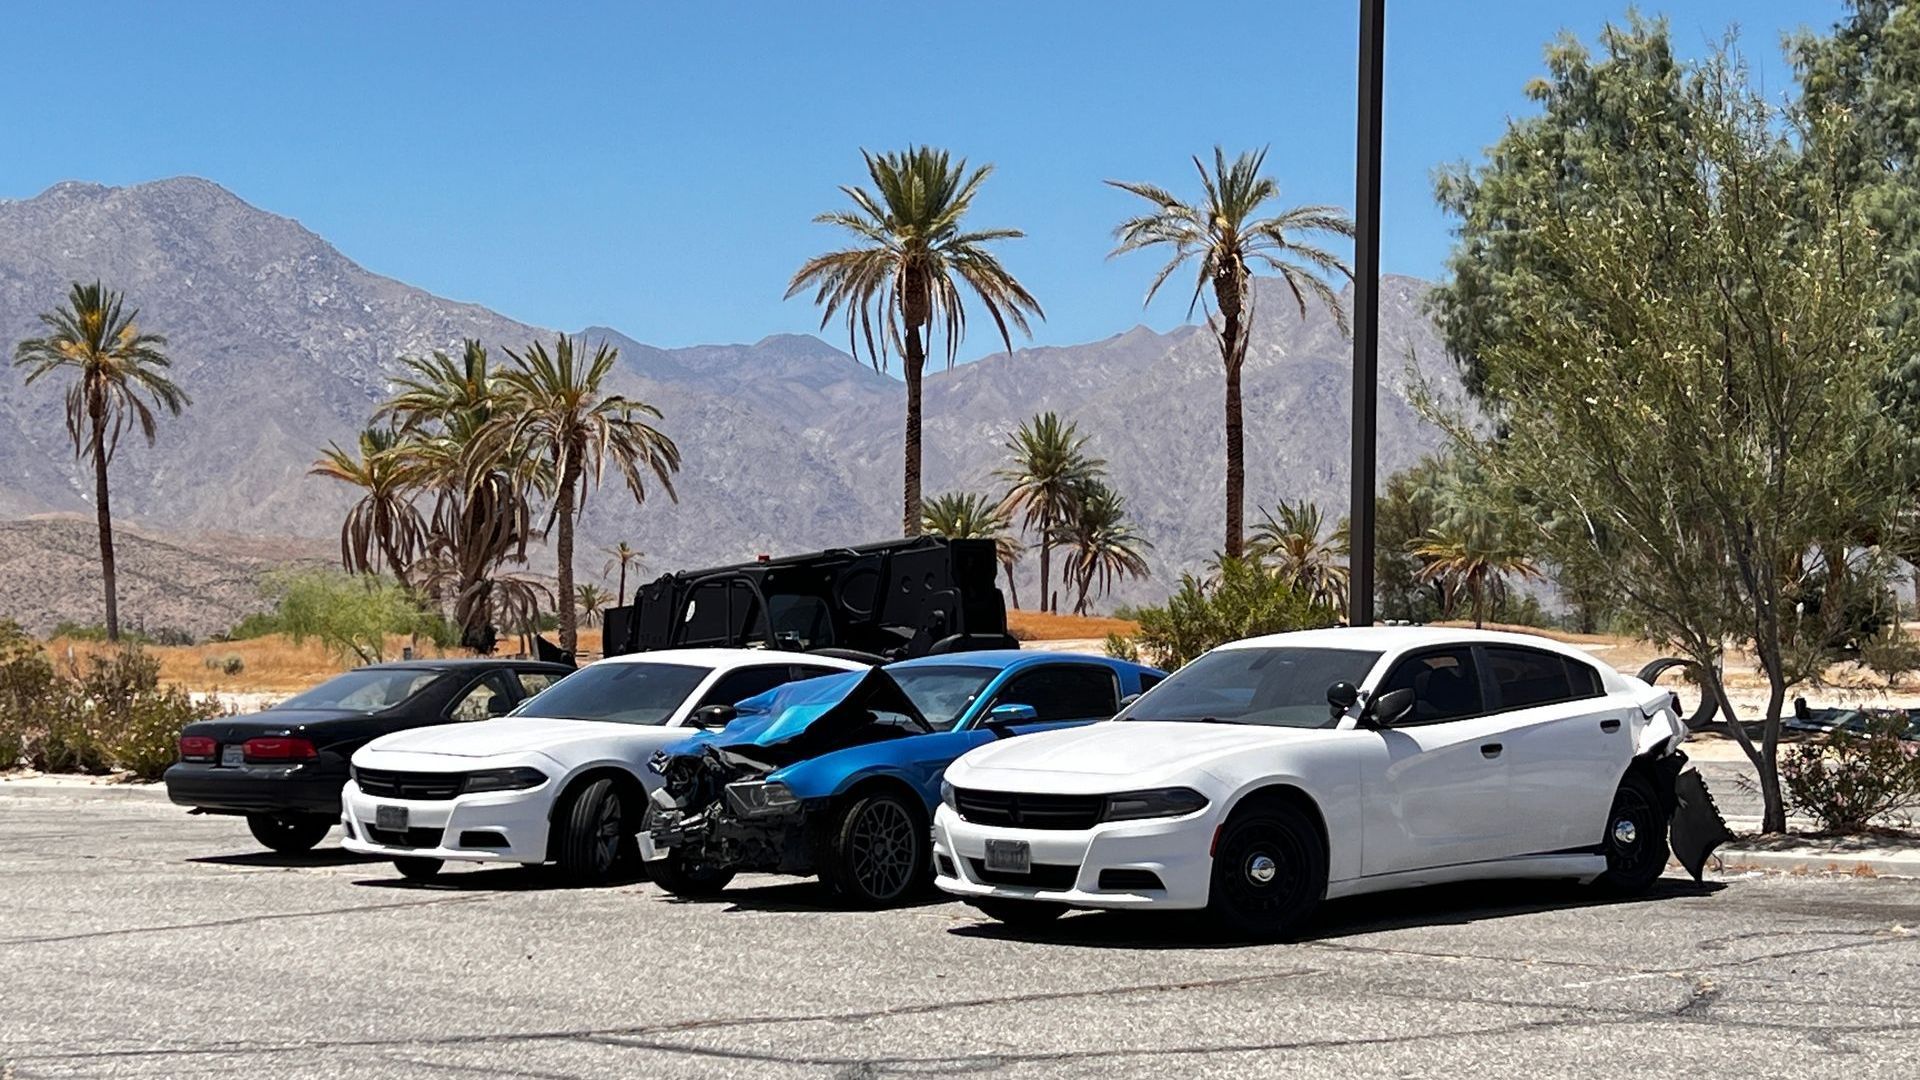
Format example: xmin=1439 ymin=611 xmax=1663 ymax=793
xmin=276 ymin=669 xmax=446 ymax=712
xmin=512 ymin=661 xmax=711 ymax=725
xmin=449 ymin=672 xmax=517 ymax=722
xmin=1379 ymin=648 xmax=1484 ymax=724
xmin=792 ymin=664 xmax=856 ymax=681
xmin=1120 ymin=647 xmax=1383 ymax=729
xmin=889 ymin=666 xmax=998 ymax=731
xmin=767 ymin=595 xmax=834 ymax=650
xmin=1484 ymin=647 xmax=1579 ymax=710
xmin=698 ymin=666 xmax=799 ymax=708
xmin=515 ymin=671 xmax=561 ymax=697
xmin=991 ymin=665 xmax=1121 ymax=723
xmin=1137 ymin=672 xmax=1165 ymax=692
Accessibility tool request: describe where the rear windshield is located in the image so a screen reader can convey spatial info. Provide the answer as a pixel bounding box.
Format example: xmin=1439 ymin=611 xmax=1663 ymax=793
xmin=1118 ymin=647 xmax=1383 ymax=729
xmin=276 ymin=669 xmax=447 ymax=712
xmin=512 ymin=662 xmax=712 ymax=725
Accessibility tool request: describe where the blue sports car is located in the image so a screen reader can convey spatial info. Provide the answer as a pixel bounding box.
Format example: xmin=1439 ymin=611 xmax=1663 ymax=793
xmin=641 ymin=651 xmax=1165 ymax=907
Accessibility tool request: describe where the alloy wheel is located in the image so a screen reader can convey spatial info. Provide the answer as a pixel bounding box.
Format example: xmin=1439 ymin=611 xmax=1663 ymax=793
xmin=847 ymin=798 xmax=916 ymax=900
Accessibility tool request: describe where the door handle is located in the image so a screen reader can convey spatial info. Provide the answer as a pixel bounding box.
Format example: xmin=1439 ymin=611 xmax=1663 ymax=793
xmin=1480 ymin=743 xmax=1503 ymax=759
xmin=1600 ymin=718 xmax=1622 ymax=733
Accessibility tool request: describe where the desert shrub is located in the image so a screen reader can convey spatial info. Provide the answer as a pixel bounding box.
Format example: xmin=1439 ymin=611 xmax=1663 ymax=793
xmin=1857 ymin=628 xmax=1920 ymax=685
xmin=106 ymin=683 xmax=216 ymax=780
xmin=1118 ymin=557 xmax=1339 ymax=670
xmin=1 ymin=620 xmax=63 ymax=769
xmin=203 ymin=654 xmax=246 ymax=676
xmin=1103 ymin=633 xmax=1141 ymax=662
xmin=48 ymin=621 xmax=195 ymax=646
xmin=1781 ymin=712 xmax=1920 ymax=832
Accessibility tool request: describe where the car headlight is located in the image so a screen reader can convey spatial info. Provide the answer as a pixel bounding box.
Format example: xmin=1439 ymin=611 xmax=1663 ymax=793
xmin=461 ymin=767 xmax=548 ymax=794
xmin=1102 ymin=787 xmax=1209 ymax=822
xmin=724 ymin=780 xmax=800 ymax=818
xmin=940 ymin=778 xmax=956 ymax=811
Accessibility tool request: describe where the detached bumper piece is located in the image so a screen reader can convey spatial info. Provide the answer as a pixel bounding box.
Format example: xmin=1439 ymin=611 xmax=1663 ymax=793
xmin=1669 ymin=766 xmax=1732 ymax=881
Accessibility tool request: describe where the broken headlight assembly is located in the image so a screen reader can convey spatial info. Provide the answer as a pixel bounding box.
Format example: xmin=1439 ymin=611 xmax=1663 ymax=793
xmin=1101 ymin=787 xmax=1209 ymax=822
xmin=724 ymin=780 xmax=801 ymax=818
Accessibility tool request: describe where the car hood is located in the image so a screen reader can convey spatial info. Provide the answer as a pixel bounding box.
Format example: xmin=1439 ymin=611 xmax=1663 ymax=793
xmin=704 ymin=667 xmax=932 ymax=752
xmin=365 ymin=717 xmax=640 ymax=758
xmin=952 ymin=720 xmax=1338 ymax=786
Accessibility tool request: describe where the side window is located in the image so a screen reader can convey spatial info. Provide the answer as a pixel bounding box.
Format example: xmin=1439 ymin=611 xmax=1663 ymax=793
xmin=1567 ymin=659 xmax=1605 ymax=698
xmin=1136 ymin=672 xmax=1164 ymax=693
xmin=791 ymin=664 xmax=853 ymax=681
xmin=1484 ymin=647 xmax=1578 ymax=710
xmin=1378 ymin=648 xmax=1484 ymax=724
xmin=515 ymin=671 xmax=561 ymax=698
xmin=991 ymin=665 xmax=1121 ymax=723
xmin=697 ymin=666 xmax=796 ymax=708
xmin=448 ymin=672 xmax=517 ymax=722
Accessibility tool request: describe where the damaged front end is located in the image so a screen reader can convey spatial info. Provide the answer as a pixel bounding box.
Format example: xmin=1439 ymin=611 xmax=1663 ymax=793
xmin=1631 ymin=666 xmax=1732 ymax=881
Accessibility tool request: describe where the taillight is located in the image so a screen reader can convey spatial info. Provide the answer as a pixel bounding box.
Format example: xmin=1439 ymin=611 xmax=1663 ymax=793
xmin=243 ymin=737 xmax=318 ymax=762
xmin=178 ymin=735 xmax=216 ymax=762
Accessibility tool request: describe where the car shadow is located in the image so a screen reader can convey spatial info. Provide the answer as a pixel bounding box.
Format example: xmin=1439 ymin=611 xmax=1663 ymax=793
xmin=654 ymin=878 xmax=952 ymax=914
xmin=948 ymin=876 xmax=1724 ymax=949
xmin=190 ymin=847 xmax=383 ymax=869
xmin=351 ymin=863 xmax=652 ymax=892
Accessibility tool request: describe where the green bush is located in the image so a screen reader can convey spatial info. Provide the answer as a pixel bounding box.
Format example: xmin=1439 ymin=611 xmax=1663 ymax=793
xmin=1781 ymin=713 xmax=1920 ymax=832
xmin=222 ymin=611 xmax=285 ymax=641
xmin=1117 ymin=557 xmax=1339 ymax=670
xmin=1 ymin=620 xmax=61 ymax=769
xmin=269 ymin=569 xmax=440 ymax=664
xmin=48 ymin=621 xmax=195 ymax=646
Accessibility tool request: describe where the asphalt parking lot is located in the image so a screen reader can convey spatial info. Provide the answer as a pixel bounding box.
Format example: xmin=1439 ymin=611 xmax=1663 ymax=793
xmin=3 ymin=786 xmax=1917 ymax=1080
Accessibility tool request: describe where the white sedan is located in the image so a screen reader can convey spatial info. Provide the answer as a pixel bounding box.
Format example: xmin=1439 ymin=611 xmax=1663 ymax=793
xmin=933 ymin=627 xmax=1727 ymax=939
xmin=341 ymin=649 xmax=868 ymax=882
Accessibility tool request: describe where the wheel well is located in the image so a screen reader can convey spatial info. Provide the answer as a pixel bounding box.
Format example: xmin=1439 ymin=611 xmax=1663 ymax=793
xmin=545 ymin=766 xmax=648 ymax=839
xmin=1227 ymin=784 xmax=1330 ymax=855
xmin=835 ymin=774 xmax=930 ymax=827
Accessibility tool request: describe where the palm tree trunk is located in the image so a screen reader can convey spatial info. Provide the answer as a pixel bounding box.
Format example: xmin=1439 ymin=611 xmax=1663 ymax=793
xmin=616 ymin=562 xmax=628 ymax=607
xmin=1218 ymin=287 xmax=1247 ymax=560
xmin=89 ymin=404 xmax=120 ymax=642
xmin=1038 ymin=508 xmax=1052 ymax=614
xmin=556 ymin=467 xmax=579 ymax=656
xmin=902 ymin=326 xmax=926 ymax=537
xmin=1003 ymin=561 xmax=1021 ymax=610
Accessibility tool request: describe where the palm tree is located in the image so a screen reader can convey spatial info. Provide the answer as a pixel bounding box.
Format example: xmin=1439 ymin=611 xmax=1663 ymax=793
xmin=1059 ymin=480 xmax=1152 ymax=615
xmin=921 ymin=490 xmax=1025 ymax=609
xmin=1413 ymin=524 xmax=1540 ymax=629
xmin=310 ymin=425 xmax=426 ymax=589
xmin=1108 ymin=148 xmax=1354 ymax=558
xmin=1250 ymin=499 xmax=1350 ymax=611
xmin=12 ymin=282 xmax=190 ymax=640
xmin=787 ymin=146 xmax=1044 ymax=535
xmin=575 ymin=584 xmax=609 ymax=628
xmin=602 ymin=541 xmax=644 ymax=606
xmin=491 ymin=334 xmax=681 ymax=656
xmin=995 ymin=413 xmax=1103 ymax=613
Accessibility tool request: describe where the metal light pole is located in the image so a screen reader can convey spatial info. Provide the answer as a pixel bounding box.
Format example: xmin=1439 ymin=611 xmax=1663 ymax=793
xmin=1349 ymin=0 xmax=1385 ymax=627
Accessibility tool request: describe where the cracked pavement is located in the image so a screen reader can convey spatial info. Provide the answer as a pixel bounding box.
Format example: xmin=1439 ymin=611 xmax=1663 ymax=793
xmin=2 ymin=787 xmax=1917 ymax=1079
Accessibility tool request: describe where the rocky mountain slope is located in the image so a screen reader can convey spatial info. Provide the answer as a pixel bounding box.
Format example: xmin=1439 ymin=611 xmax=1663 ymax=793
xmin=0 ymin=178 xmax=1460 ymax=633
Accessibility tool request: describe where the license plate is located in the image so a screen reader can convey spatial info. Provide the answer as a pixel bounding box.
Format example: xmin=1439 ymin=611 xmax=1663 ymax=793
xmin=219 ymin=744 xmax=244 ymax=767
xmin=375 ymin=804 xmax=409 ymax=831
xmin=984 ymin=838 xmax=1030 ymax=875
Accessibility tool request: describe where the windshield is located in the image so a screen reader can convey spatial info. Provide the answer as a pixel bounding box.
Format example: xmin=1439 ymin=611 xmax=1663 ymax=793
xmin=276 ymin=669 xmax=447 ymax=712
xmin=1119 ymin=647 xmax=1383 ymax=728
xmin=889 ymin=666 xmax=997 ymax=731
xmin=511 ymin=661 xmax=712 ymax=725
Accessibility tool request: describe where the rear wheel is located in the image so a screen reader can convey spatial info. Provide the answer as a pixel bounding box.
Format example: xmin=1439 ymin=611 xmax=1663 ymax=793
xmin=392 ymin=856 xmax=443 ymax=881
xmin=968 ymin=897 xmax=1068 ymax=927
xmin=647 ymin=851 xmax=736 ymax=897
xmin=820 ymin=792 xmax=927 ymax=908
xmin=1594 ymin=771 xmax=1669 ymax=894
xmin=554 ymin=778 xmax=631 ymax=884
xmin=1205 ymin=801 xmax=1327 ymax=941
xmin=246 ymin=812 xmax=332 ymax=853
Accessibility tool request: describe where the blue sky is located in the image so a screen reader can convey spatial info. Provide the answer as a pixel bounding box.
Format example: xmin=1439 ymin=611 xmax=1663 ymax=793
xmin=0 ymin=1 xmax=1843 ymax=356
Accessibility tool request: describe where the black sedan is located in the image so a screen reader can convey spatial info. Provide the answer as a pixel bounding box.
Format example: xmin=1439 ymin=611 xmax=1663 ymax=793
xmin=165 ymin=659 xmax=573 ymax=852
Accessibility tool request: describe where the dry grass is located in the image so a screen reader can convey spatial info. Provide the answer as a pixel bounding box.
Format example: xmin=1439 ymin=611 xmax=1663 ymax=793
xmin=1006 ymin=610 xmax=1140 ymax=641
xmin=42 ymin=633 xmax=454 ymax=693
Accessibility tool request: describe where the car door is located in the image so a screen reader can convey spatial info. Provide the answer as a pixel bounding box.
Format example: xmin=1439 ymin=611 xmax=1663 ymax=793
xmin=979 ymin=663 xmax=1123 ymax=735
xmin=1481 ymin=646 xmax=1634 ymax=856
xmin=1359 ymin=646 xmax=1519 ymax=875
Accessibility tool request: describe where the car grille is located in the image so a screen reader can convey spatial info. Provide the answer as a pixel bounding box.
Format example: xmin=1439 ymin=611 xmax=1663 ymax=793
xmin=362 ymin=824 xmax=445 ymax=849
xmin=953 ymin=788 xmax=1105 ymax=830
xmin=354 ymin=768 xmax=464 ymax=800
xmin=966 ymin=859 xmax=1080 ymax=889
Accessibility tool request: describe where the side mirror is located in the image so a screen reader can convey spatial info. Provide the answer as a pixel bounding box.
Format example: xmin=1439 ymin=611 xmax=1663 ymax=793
xmin=1363 ymin=688 xmax=1416 ymax=728
xmin=1118 ymin=692 xmax=1143 ymax=709
xmin=486 ymin=696 xmax=512 ymax=717
xmin=983 ymin=703 xmax=1038 ymax=736
xmin=691 ymin=704 xmax=737 ymax=729
xmin=1326 ymin=681 xmax=1359 ymax=719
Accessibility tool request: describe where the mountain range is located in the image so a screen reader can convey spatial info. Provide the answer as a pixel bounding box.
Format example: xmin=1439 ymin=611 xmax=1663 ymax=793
xmin=0 ymin=177 xmax=1461 ymax=635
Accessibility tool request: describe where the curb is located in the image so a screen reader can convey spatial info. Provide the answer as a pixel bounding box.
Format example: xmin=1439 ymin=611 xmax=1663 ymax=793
xmin=0 ymin=777 xmax=171 ymax=803
xmin=1714 ymin=846 xmax=1920 ymax=878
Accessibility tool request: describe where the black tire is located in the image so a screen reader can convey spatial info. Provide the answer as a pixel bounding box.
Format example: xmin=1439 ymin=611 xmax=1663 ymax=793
xmin=1205 ymin=800 xmax=1328 ymax=941
xmin=392 ymin=856 xmax=443 ymax=881
xmin=554 ymin=777 xmax=632 ymax=885
xmin=968 ymin=897 xmax=1068 ymax=927
xmin=246 ymin=812 xmax=332 ymax=853
xmin=647 ymin=851 xmax=736 ymax=897
xmin=1594 ymin=770 xmax=1669 ymax=894
xmin=820 ymin=791 xmax=928 ymax=908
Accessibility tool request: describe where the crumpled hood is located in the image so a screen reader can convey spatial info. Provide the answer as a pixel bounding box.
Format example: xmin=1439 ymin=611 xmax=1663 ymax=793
xmin=954 ymin=720 xmax=1339 ymax=784
xmin=704 ymin=666 xmax=930 ymax=751
xmin=365 ymin=717 xmax=628 ymax=758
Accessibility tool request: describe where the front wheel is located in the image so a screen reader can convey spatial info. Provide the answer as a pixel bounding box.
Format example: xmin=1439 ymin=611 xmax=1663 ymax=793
xmin=246 ymin=812 xmax=332 ymax=853
xmin=392 ymin=856 xmax=443 ymax=881
xmin=1593 ymin=771 xmax=1669 ymax=894
xmin=554 ymin=778 xmax=632 ymax=884
xmin=1205 ymin=801 xmax=1327 ymax=941
xmin=968 ymin=897 xmax=1068 ymax=927
xmin=820 ymin=792 xmax=928 ymax=908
